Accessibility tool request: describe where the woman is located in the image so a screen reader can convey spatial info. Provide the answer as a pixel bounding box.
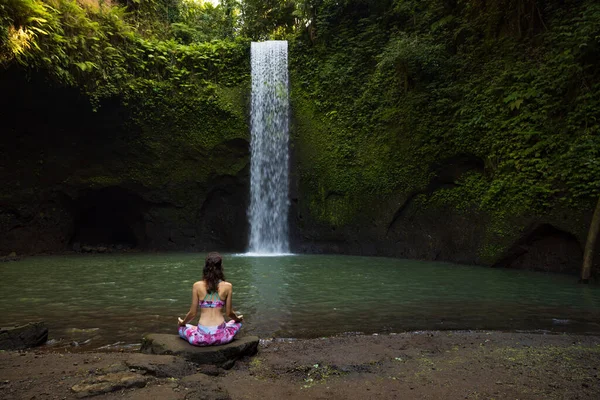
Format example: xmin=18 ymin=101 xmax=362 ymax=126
xmin=178 ymin=252 xmax=243 ymax=346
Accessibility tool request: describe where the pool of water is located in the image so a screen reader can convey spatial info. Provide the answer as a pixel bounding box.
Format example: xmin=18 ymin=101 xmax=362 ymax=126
xmin=1 ymin=253 xmax=599 ymax=349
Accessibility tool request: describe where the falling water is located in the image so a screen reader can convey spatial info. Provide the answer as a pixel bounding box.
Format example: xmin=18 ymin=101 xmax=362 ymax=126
xmin=248 ymin=41 xmax=290 ymax=254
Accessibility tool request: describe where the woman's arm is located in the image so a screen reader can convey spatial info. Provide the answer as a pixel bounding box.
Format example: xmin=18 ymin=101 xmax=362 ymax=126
xmin=225 ymin=283 xmax=243 ymax=323
xmin=178 ymin=283 xmax=200 ymax=326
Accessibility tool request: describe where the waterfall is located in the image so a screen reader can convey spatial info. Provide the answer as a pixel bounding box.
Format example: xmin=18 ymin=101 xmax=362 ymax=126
xmin=248 ymin=41 xmax=290 ymax=254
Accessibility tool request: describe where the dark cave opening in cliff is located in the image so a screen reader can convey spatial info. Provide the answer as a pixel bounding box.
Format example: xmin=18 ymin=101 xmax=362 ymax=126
xmin=70 ymin=187 xmax=146 ymax=249
xmin=493 ymin=223 xmax=583 ymax=274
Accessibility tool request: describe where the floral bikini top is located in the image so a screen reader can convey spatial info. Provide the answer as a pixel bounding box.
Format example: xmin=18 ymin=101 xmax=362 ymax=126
xmin=199 ymin=281 xmax=225 ymax=308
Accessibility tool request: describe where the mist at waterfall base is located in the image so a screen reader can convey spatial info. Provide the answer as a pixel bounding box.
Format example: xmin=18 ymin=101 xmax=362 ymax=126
xmin=247 ymin=41 xmax=291 ymax=256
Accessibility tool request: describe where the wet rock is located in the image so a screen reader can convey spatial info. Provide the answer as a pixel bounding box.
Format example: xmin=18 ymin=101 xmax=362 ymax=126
xmin=125 ymin=354 xmax=196 ymax=378
xmin=0 ymin=322 xmax=48 ymax=350
xmin=0 ymin=252 xmax=20 ymax=262
xmin=141 ymin=334 xmax=259 ymax=369
xmin=101 ymin=363 xmax=129 ymax=374
xmin=71 ymin=372 xmax=147 ymax=398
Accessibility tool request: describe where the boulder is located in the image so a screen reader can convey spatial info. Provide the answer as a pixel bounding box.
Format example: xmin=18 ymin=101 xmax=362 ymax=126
xmin=125 ymin=354 xmax=197 ymax=378
xmin=0 ymin=252 xmax=20 ymax=262
xmin=0 ymin=321 xmax=48 ymax=350
xmin=71 ymin=372 xmax=147 ymax=398
xmin=140 ymin=334 xmax=259 ymax=369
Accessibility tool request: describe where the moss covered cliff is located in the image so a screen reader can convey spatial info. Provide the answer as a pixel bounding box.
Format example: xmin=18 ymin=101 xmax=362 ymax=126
xmin=0 ymin=0 xmax=251 ymax=253
xmin=288 ymin=0 xmax=600 ymax=272
xmin=1 ymin=0 xmax=599 ymax=274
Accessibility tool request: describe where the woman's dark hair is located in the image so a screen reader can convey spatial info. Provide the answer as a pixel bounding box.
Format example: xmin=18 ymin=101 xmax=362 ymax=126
xmin=203 ymin=252 xmax=225 ymax=293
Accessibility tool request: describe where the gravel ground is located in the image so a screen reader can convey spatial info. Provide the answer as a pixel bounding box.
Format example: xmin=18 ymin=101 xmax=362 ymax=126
xmin=1 ymin=330 xmax=599 ymax=399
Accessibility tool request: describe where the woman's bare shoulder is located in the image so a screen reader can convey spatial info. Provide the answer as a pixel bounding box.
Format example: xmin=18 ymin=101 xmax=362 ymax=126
xmin=193 ymin=280 xmax=205 ymax=288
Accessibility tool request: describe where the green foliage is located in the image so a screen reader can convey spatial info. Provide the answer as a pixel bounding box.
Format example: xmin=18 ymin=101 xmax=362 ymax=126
xmin=290 ymin=0 xmax=600 ymax=246
xmin=0 ymin=0 xmax=250 ymax=195
xmin=0 ymin=0 xmax=250 ymax=104
xmin=240 ymin=0 xmax=296 ymax=39
xmin=172 ymin=0 xmax=239 ymax=43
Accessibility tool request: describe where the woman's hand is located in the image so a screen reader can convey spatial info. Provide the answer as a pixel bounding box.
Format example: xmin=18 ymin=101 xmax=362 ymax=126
xmin=235 ymin=314 xmax=244 ymax=323
xmin=178 ymin=317 xmax=185 ymax=326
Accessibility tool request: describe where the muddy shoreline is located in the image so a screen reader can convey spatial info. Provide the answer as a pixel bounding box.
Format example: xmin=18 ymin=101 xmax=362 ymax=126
xmin=1 ymin=330 xmax=600 ymax=399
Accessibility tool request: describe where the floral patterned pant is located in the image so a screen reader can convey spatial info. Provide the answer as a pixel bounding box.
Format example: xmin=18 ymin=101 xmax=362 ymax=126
xmin=178 ymin=320 xmax=242 ymax=346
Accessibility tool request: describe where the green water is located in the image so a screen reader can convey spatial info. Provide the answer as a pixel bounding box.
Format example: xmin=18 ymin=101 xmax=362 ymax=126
xmin=1 ymin=253 xmax=599 ymax=349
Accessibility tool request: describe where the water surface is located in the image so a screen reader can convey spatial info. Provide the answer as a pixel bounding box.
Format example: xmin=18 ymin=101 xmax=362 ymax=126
xmin=1 ymin=253 xmax=599 ymax=349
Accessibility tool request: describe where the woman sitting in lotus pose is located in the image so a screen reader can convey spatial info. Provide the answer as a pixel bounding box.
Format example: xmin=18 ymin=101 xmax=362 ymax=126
xmin=178 ymin=252 xmax=243 ymax=346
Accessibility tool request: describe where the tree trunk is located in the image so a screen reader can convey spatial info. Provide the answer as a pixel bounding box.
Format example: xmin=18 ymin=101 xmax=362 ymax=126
xmin=581 ymin=196 xmax=600 ymax=283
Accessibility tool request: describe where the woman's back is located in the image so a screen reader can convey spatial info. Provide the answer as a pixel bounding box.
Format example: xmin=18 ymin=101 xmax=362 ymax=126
xmin=197 ymin=280 xmax=231 ymax=327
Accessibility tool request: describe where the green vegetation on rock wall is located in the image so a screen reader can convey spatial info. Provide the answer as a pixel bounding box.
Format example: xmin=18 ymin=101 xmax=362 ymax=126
xmin=1 ymin=0 xmax=251 ymax=193
xmin=1 ymin=0 xmax=599 ymax=266
xmin=0 ymin=0 xmax=253 ymax=253
xmin=289 ymin=0 xmax=600 ymax=262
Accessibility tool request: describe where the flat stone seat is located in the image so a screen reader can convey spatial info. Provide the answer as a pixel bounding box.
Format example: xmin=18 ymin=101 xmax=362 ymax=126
xmin=140 ymin=334 xmax=259 ymax=369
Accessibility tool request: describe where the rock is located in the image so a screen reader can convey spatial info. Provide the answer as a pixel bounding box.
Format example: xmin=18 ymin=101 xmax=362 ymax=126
xmin=72 ymin=242 xmax=81 ymax=252
xmin=125 ymin=354 xmax=196 ymax=378
xmin=46 ymin=338 xmax=62 ymax=346
xmin=0 ymin=322 xmax=48 ymax=350
xmin=81 ymin=245 xmax=94 ymax=253
xmin=180 ymin=373 xmax=230 ymax=400
xmin=140 ymin=334 xmax=259 ymax=369
xmin=0 ymin=253 xmax=20 ymax=262
xmin=71 ymin=372 xmax=147 ymax=398
xmin=101 ymin=363 xmax=129 ymax=374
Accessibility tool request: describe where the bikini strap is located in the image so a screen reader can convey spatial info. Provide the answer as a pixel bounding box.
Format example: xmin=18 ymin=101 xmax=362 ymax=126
xmin=203 ymin=280 xmax=223 ymax=301
xmin=213 ymin=280 xmax=223 ymax=300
